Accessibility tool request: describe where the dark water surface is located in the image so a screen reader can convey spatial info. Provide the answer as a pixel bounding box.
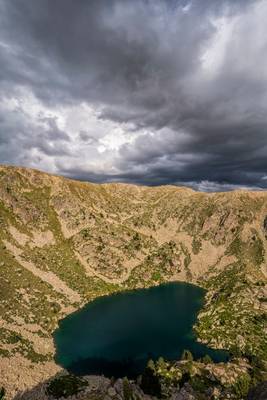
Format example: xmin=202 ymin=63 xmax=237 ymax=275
xmin=54 ymin=282 xmax=227 ymax=377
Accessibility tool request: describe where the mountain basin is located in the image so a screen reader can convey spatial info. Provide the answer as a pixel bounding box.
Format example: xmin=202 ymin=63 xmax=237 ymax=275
xmin=53 ymin=282 xmax=228 ymax=378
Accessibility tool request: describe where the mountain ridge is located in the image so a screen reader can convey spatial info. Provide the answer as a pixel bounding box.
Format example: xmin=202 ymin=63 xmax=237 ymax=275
xmin=2 ymin=163 xmax=266 ymax=194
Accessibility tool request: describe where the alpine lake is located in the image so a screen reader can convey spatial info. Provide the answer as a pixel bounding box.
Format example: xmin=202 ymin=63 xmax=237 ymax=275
xmin=54 ymin=282 xmax=228 ymax=378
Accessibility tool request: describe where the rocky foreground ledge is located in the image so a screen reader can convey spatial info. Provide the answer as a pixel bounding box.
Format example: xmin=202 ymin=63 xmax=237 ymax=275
xmin=8 ymin=356 xmax=267 ymax=400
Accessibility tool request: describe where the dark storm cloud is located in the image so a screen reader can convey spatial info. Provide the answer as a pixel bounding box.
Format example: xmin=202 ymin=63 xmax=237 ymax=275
xmin=1 ymin=0 xmax=209 ymax=104
xmin=0 ymin=105 xmax=71 ymax=167
xmin=0 ymin=0 xmax=266 ymax=190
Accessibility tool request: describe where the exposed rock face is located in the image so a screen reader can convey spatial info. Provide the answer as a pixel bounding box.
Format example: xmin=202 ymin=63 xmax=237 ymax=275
xmin=0 ymin=165 xmax=266 ymax=399
xmin=14 ymin=358 xmax=257 ymax=400
xmin=264 ymin=216 xmax=267 ymax=232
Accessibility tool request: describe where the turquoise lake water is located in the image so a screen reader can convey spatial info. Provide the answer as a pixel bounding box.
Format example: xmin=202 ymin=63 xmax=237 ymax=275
xmin=54 ymin=282 xmax=228 ymax=377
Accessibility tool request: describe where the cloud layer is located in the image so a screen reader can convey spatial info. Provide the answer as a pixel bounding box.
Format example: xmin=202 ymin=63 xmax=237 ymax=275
xmin=0 ymin=0 xmax=267 ymax=190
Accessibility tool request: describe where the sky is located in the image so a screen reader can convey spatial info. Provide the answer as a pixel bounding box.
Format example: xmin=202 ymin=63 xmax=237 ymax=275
xmin=0 ymin=0 xmax=267 ymax=191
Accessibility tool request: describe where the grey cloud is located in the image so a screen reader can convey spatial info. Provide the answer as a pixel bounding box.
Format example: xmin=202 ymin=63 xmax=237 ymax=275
xmin=79 ymin=131 xmax=99 ymax=144
xmin=0 ymin=106 xmax=71 ymax=166
xmin=178 ymin=181 xmax=265 ymax=192
xmin=0 ymin=0 xmax=266 ymax=190
xmin=0 ymin=0 xmax=239 ymax=106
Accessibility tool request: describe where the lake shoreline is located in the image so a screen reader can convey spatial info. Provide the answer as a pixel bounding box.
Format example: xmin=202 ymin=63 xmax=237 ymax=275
xmin=53 ymin=281 xmax=228 ymax=378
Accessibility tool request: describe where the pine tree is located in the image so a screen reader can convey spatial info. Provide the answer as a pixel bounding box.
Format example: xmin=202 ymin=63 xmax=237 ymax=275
xmin=0 ymin=387 xmax=5 ymax=400
xmin=181 ymin=349 xmax=193 ymax=361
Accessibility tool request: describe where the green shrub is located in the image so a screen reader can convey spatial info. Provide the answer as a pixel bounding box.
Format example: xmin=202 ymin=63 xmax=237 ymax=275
xmin=122 ymin=377 xmax=133 ymax=400
xmin=248 ymin=356 xmax=266 ymax=386
xmin=0 ymin=387 xmax=5 ymax=400
xmin=179 ymin=371 xmax=191 ymax=388
xmin=181 ymin=349 xmax=193 ymax=361
xmin=202 ymin=354 xmax=213 ymax=365
xmin=141 ymin=364 xmax=161 ymax=397
xmin=190 ymin=375 xmax=209 ymax=393
xmin=232 ymin=374 xmax=251 ymax=399
xmin=192 ymin=238 xmax=202 ymax=254
xmin=147 ymin=359 xmax=155 ymax=371
xmin=229 ymin=345 xmax=242 ymax=359
xmin=46 ymin=375 xmax=87 ymax=399
xmin=156 ymin=356 xmax=166 ymax=369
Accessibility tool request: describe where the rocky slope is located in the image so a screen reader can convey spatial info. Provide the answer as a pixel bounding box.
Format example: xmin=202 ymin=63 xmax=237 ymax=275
xmin=0 ymin=165 xmax=266 ymax=399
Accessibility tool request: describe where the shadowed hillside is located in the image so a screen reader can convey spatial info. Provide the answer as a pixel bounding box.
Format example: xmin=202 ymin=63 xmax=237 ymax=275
xmin=0 ymin=165 xmax=266 ymax=398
